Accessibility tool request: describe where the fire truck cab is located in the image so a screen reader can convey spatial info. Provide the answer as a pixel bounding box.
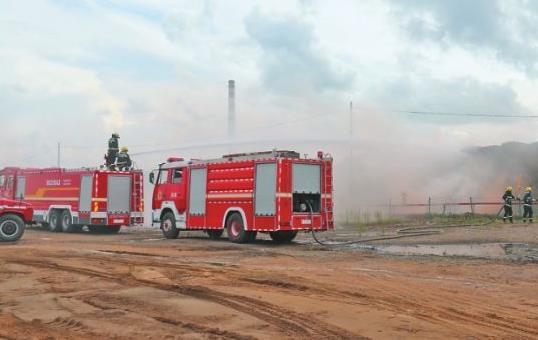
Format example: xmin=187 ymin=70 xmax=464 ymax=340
xmin=151 ymin=150 xmax=334 ymax=243
xmin=0 ymin=198 xmax=33 ymax=242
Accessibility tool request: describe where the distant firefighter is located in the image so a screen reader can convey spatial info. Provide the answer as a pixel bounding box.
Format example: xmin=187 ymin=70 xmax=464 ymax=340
xmin=106 ymin=132 xmax=120 ymax=170
xmin=502 ymin=186 xmax=515 ymax=223
xmin=116 ymin=146 xmax=133 ymax=171
xmin=522 ymin=187 xmax=534 ymax=223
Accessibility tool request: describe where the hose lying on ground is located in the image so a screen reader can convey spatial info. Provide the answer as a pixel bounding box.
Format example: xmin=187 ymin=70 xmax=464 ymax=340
xmin=309 ymin=205 xmax=505 ymax=248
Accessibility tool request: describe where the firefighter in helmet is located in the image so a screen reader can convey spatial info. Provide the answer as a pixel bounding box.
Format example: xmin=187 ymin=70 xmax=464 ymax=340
xmin=116 ymin=146 xmax=132 ymax=171
xmin=522 ymin=186 xmax=534 ymax=223
xmin=502 ymin=186 xmax=516 ymax=223
xmin=106 ymin=132 xmax=120 ymax=169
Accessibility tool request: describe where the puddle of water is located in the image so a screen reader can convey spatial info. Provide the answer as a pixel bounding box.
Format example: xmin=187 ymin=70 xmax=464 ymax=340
xmin=350 ymin=243 xmax=538 ymax=260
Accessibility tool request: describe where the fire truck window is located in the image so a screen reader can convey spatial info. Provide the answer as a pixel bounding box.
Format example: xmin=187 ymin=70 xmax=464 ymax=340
xmin=0 ymin=175 xmax=4 ymax=187
xmin=6 ymin=176 xmax=13 ymax=190
xmin=172 ymin=169 xmax=183 ymax=184
xmin=158 ymin=170 xmax=169 ymax=184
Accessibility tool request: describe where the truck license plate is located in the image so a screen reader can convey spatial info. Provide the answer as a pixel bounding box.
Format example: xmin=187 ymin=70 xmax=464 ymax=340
xmin=301 ymin=219 xmax=312 ymax=224
xmin=113 ymin=219 xmax=124 ymax=224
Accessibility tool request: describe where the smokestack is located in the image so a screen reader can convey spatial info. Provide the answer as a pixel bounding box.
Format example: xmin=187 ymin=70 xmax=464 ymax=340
xmin=228 ymin=80 xmax=235 ymax=139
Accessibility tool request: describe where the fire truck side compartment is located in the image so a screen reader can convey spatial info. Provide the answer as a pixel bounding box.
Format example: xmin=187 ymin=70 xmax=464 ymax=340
xmin=107 ymin=175 xmax=131 ymax=213
xmin=292 ymin=163 xmax=321 ymax=213
xmin=189 ymin=168 xmax=207 ymax=215
xmin=79 ymin=175 xmax=92 ymax=212
xmin=255 ymin=163 xmax=277 ymax=216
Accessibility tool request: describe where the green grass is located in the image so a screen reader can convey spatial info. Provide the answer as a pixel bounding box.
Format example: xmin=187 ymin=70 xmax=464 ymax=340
xmin=338 ymin=210 xmax=498 ymax=233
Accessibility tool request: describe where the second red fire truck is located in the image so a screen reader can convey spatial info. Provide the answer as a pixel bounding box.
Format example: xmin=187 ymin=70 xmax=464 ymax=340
xmin=150 ymin=150 xmax=334 ymax=243
xmin=0 ymin=167 xmax=144 ymax=233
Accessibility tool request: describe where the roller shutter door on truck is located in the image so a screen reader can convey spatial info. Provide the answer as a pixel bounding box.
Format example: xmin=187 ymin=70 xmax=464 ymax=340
xmin=189 ymin=168 xmax=207 ymax=215
xmin=255 ymin=163 xmax=276 ymax=216
xmin=292 ymin=164 xmax=321 ymax=194
xmin=108 ymin=176 xmax=131 ymax=214
xmin=79 ymin=175 xmax=92 ymax=212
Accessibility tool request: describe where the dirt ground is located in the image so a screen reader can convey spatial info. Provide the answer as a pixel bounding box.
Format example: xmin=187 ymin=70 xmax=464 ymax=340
xmin=1 ymin=225 xmax=538 ymax=339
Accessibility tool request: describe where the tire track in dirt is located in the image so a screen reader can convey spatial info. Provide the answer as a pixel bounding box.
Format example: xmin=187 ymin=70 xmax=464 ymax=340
xmin=6 ymin=257 xmax=365 ymax=339
xmin=343 ymin=274 xmax=538 ymax=339
xmin=9 ymin=251 xmax=538 ymax=338
xmin=236 ymin=266 xmax=538 ymax=339
xmin=80 ymin=297 xmax=256 ymax=340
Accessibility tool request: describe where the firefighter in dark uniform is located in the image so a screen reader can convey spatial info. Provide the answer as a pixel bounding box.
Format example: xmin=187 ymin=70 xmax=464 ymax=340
xmin=502 ymin=186 xmax=516 ymax=223
xmin=522 ymin=186 xmax=534 ymax=223
xmin=116 ymin=146 xmax=132 ymax=171
xmin=106 ymin=132 xmax=120 ymax=170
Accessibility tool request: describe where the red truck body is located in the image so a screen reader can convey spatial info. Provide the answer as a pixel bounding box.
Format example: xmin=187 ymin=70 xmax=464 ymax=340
xmin=0 ymin=167 xmax=144 ymax=232
xmin=0 ymin=197 xmax=33 ymax=242
xmin=151 ymin=150 xmax=334 ymax=243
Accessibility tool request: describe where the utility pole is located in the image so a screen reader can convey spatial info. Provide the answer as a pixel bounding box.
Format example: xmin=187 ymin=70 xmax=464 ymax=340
xmin=349 ymin=101 xmax=353 ymax=207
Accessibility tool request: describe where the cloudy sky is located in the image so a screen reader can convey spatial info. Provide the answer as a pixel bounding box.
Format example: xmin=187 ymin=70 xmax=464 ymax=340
xmin=2 ymin=0 xmax=538 ymax=203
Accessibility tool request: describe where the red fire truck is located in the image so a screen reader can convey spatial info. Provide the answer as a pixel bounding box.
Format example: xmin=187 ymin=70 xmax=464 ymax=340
xmin=0 ymin=198 xmax=33 ymax=242
xmin=150 ymin=150 xmax=334 ymax=243
xmin=0 ymin=167 xmax=144 ymax=233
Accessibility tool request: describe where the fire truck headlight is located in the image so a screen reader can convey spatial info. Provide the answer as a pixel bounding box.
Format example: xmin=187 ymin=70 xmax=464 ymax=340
xmin=93 ymin=202 xmax=99 ymax=212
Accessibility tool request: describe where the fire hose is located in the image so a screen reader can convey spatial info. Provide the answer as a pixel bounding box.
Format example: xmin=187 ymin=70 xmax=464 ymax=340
xmin=308 ymin=204 xmax=505 ymax=248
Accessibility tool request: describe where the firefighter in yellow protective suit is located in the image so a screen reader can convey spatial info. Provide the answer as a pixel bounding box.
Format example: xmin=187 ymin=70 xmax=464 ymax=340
xmin=116 ymin=146 xmax=133 ymax=171
xmin=522 ymin=187 xmax=534 ymax=223
xmin=502 ymin=186 xmax=516 ymax=223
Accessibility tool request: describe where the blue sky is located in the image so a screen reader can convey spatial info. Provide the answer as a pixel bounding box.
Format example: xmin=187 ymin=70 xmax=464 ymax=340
xmin=2 ymin=0 xmax=538 ymax=198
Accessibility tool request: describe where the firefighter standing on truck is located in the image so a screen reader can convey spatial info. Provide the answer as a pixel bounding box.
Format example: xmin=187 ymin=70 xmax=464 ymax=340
xmin=502 ymin=186 xmax=516 ymax=223
xmin=106 ymin=133 xmax=120 ymax=170
xmin=523 ymin=186 xmax=534 ymax=223
xmin=116 ymin=147 xmax=132 ymax=171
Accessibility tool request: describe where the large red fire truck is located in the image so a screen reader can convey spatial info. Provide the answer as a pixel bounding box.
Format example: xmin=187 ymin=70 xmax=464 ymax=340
xmin=0 ymin=167 xmax=144 ymax=233
xmin=150 ymin=150 xmax=334 ymax=243
xmin=0 ymin=198 xmax=33 ymax=242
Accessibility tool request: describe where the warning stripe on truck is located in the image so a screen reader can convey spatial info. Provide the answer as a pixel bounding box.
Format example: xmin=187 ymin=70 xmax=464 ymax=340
xmin=207 ymin=193 xmax=253 ymax=199
xmin=24 ymin=197 xmax=79 ymax=201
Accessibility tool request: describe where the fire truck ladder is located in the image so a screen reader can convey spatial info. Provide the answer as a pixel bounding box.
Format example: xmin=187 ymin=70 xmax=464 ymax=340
xmin=132 ymin=172 xmax=142 ymax=212
xmin=323 ymin=161 xmax=333 ymax=227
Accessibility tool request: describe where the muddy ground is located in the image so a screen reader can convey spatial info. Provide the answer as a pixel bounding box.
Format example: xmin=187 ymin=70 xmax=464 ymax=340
xmin=1 ymin=224 xmax=538 ymax=339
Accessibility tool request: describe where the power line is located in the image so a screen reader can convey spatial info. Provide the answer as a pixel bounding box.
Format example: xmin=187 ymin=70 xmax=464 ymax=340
xmin=392 ymin=109 xmax=538 ymax=119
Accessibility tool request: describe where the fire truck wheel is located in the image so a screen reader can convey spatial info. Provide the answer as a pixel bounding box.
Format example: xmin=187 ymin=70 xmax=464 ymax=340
xmin=0 ymin=214 xmax=25 ymax=242
xmin=226 ymin=213 xmax=250 ymax=243
xmin=161 ymin=212 xmax=179 ymax=239
xmin=269 ymin=230 xmax=298 ymax=244
xmin=48 ymin=210 xmax=62 ymax=232
xmin=247 ymin=231 xmax=257 ymax=242
xmin=60 ymin=210 xmax=75 ymax=233
xmin=207 ymin=229 xmax=224 ymax=240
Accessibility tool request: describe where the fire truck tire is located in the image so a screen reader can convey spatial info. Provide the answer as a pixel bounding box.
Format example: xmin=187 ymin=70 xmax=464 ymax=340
xmin=161 ymin=212 xmax=179 ymax=239
xmin=60 ymin=210 xmax=75 ymax=233
xmin=226 ymin=213 xmax=251 ymax=243
xmin=207 ymin=229 xmax=224 ymax=240
xmin=269 ymin=230 xmax=298 ymax=244
xmin=48 ymin=210 xmax=62 ymax=232
xmin=247 ymin=231 xmax=257 ymax=242
xmin=0 ymin=214 xmax=25 ymax=242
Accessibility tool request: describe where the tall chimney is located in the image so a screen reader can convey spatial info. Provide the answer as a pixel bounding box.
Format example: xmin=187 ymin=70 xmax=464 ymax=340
xmin=228 ymin=80 xmax=235 ymax=139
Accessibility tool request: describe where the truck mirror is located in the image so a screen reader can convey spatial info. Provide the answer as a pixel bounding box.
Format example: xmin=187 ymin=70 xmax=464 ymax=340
xmin=149 ymin=172 xmax=155 ymax=184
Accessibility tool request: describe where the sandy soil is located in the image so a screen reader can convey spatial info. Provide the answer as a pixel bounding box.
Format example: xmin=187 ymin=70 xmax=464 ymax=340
xmin=1 ymin=226 xmax=538 ymax=339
